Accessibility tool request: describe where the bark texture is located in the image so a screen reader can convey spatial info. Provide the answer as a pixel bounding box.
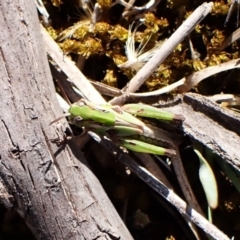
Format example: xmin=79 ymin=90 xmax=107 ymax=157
xmin=0 ymin=0 xmax=133 ymax=239
xmin=160 ymin=93 xmax=240 ymax=171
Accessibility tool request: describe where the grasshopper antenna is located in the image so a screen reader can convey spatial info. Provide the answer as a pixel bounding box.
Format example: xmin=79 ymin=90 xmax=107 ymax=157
xmin=50 ymin=113 xmax=71 ymax=125
xmin=55 ymin=79 xmax=72 ymax=106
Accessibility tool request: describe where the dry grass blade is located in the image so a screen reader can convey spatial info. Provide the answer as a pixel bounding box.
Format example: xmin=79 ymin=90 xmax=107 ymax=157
xmin=207 ymin=94 xmax=236 ymax=102
xmin=220 ymin=27 xmax=240 ymax=50
xmin=56 ymin=21 xmax=91 ymax=42
xmin=178 ymin=58 xmax=240 ymax=92
xmin=129 ymin=59 xmax=240 ymax=97
xmin=89 ymin=80 xmax=122 ymax=97
xmin=127 ymin=79 xmax=185 ymax=98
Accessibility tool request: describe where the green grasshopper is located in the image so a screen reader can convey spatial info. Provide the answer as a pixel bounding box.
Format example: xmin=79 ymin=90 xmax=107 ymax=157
xmin=63 ymin=98 xmax=184 ymax=157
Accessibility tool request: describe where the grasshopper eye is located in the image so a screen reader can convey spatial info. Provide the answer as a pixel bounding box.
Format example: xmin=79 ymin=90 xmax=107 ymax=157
xmin=78 ymin=102 xmax=85 ymax=107
xmin=74 ymin=116 xmax=83 ymax=123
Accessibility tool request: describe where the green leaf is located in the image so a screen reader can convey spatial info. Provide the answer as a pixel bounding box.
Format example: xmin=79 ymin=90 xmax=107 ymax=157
xmin=194 ymin=149 xmax=218 ymax=209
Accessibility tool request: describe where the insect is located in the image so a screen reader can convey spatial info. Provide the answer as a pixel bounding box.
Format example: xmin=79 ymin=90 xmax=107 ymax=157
xmin=58 ymin=98 xmax=185 ymax=157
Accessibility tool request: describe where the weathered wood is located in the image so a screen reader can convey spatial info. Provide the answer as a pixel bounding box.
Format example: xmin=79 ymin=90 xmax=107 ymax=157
xmin=160 ymin=93 xmax=240 ymax=172
xmin=0 ymin=0 xmax=133 ymax=239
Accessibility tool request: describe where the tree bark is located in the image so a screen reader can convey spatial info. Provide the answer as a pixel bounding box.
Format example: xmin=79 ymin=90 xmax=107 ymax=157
xmin=0 ymin=0 xmax=133 ymax=239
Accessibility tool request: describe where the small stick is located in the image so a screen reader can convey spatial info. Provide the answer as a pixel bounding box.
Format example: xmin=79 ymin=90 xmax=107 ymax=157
xmin=110 ymin=2 xmax=213 ymax=105
xmin=220 ymin=27 xmax=240 ymax=50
